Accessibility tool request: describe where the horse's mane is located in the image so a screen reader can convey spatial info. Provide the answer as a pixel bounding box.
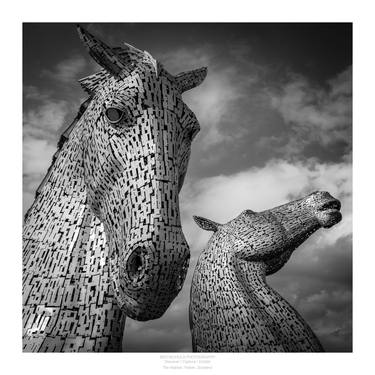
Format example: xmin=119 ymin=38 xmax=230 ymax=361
xmin=24 ymin=97 xmax=91 ymax=221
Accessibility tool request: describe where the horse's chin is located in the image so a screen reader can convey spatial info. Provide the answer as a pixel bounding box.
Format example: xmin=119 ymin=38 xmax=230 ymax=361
xmin=125 ymin=307 xmax=165 ymax=321
xmin=114 ymin=287 xmax=174 ymax=321
xmin=121 ymin=298 xmax=170 ymax=321
xmin=314 ymin=197 xmax=342 ymax=228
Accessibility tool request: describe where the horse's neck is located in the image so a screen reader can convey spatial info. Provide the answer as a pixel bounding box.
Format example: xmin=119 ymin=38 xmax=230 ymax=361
xmin=23 ymin=135 xmax=125 ymax=352
xmin=191 ymin=239 xmax=322 ymax=352
xmin=234 ymin=256 xmax=323 ymax=351
xmin=191 ymin=242 xmax=267 ymax=351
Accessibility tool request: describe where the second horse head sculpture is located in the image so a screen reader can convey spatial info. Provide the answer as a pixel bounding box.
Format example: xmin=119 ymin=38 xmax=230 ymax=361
xmin=190 ymin=191 xmax=342 ymax=352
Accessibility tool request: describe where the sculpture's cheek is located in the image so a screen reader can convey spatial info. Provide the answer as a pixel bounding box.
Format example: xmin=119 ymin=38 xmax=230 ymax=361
xmin=234 ymin=221 xmax=288 ymax=261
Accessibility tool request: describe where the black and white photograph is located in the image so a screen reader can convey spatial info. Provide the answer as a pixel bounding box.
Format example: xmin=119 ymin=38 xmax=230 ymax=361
xmin=23 ymin=22 xmax=352 ymax=353
xmin=2 ymin=0 xmax=374 ymax=373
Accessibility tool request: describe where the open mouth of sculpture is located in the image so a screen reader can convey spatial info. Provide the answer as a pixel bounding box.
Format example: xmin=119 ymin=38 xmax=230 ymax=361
xmin=318 ymin=199 xmax=341 ymax=212
xmin=316 ymin=198 xmax=342 ymax=228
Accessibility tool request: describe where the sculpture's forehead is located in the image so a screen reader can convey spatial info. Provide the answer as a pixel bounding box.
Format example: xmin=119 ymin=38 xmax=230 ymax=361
xmin=99 ymin=68 xmax=177 ymax=98
xmin=226 ymin=211 xmax=268 ymax=229
xmin=225 ymin=210 xmax=282 ymax=231
xmin=219 ymin=211 xmax=285 ymax=246
xmin=101 ymin=72 xmax=147 ymax=93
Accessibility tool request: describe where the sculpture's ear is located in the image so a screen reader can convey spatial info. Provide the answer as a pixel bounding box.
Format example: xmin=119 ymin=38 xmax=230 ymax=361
xmin=175 ymin=67 xmax=207 ymax=93
xmin=193 ymin=215 xmax=220 ymax=232
xmin=77 ymin=24 xmax=134 ymax=76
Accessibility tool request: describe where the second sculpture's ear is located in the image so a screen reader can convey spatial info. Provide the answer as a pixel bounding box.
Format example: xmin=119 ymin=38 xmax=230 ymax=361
xmin=193 ymin=215 xmax=220 ymax=232
xmin=174 ymin=67 xmax=207 ymax=93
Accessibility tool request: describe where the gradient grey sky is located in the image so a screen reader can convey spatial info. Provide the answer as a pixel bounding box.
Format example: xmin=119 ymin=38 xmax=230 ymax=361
xmin=23 ymin=23 xmax=352 ymax=352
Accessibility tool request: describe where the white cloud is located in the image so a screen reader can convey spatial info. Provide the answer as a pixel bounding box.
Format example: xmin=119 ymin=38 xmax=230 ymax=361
xmin=183 ymin=67 xmax=245 ymax=147
xmin=23 ymin=138 xmax=57 ymax=213
xmin=23 ymin=85 xmax=50 ymax=101
xmin=23 ymin=138 xmax=56 ymax=176
xmin=23 ymin=86 xmax=72 ymax=214
xmin=41 ymin=55 xmax=88 ymax=83
xmin=23 ymin=99 xmax=70 ymax=140
xmin=23 ymin=172 xmax=46 ymax=214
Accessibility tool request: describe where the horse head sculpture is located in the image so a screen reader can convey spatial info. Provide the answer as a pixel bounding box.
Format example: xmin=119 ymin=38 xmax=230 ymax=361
xmin=77 ymin=26 xmax=207 ymax=320
xmin=190 ymin=191 xmax=342 ymax=351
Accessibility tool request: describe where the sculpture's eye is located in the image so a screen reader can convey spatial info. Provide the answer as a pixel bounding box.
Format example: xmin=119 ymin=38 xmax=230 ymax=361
xmin=105 ymin=107 xmax=126 ymax=124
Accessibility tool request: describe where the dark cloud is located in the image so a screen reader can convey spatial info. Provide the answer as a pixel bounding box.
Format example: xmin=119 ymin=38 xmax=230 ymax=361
xmin=267 ymin=66 xmax=352 ymax=156
xmin=124 ymin=286 xmax=193 ymax=352
xmin=41 ymin=55 xmax=88 ymax=83
xmin=268 ymin=235 xmax=352 ymax=351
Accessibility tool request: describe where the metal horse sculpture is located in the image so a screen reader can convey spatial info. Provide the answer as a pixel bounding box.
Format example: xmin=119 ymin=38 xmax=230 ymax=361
xmin=190 ymin=191 xmax=342 ymax=352
xmin=23 ymin=25 xmax=207 ymax=352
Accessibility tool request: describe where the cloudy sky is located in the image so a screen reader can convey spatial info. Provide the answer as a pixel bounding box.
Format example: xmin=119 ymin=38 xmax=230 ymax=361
xmin=23 ymin=23 xmax=352 ymax=352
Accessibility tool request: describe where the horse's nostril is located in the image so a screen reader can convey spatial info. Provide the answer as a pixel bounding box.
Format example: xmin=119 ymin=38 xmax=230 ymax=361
xmin=126 ymin=247 xmax=147 ymax=283
xmin=129 ymin=254 xmax=142 ymax=275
